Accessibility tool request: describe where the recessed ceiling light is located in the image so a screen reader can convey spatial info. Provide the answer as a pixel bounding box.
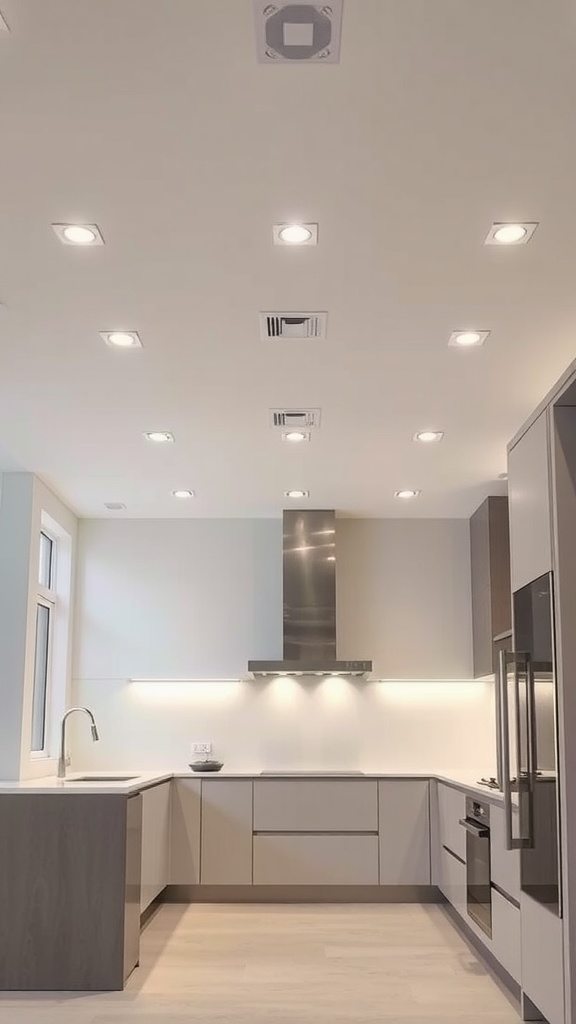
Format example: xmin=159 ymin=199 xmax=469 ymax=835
xmin=284 ymin=489 xmax=310 ymax=499
xmin=172 ymin=489 xmax=195 ymax=499
xmin=282 ymin=430 xmax=310 ymax=443
xmin=52 ymin=223 xmax=105 ymax=246
xmin=394 ymin=489 xmax=420 ymax=499
xmin=414 ymin=430 xmax=444 ymax=444
xmin=100 ymin=331 xmax=142 ymax=349
xmin=498 ymin=472 xmax=508 ymax=481
xmin=273 ymin=223 xmax=318 ymax=246
xmin=144 ymin=431 xmax=174 ymax=443
xmin=485 ymin=222 xmax=538 ymax=245
xmin=104 ymin=502 xmax=126 ymax=511
xmin=448 ymin=330 xmax=490 ymax=348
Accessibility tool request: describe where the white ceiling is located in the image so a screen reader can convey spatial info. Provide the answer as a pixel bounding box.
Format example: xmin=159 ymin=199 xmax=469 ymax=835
xmin=1 ymin=0 xmax=576 ymax=518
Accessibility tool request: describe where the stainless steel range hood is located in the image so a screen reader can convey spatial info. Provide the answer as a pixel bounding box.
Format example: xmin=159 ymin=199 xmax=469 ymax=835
xmin=248 ymin=509 xmax=372 ymax=678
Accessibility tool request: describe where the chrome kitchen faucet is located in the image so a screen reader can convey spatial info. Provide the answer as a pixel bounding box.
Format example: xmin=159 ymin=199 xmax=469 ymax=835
xmin=58 ymin=707 xmax=100 ymax=779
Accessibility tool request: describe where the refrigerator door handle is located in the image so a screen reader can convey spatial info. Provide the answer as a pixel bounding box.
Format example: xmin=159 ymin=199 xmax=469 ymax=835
xmin=525 ymin=651 xmax=537 ymax=849
xmin=499 ymin=648 xmax=516 ymax=851
xmin=495 ymin=649 xmax=504 ymax=792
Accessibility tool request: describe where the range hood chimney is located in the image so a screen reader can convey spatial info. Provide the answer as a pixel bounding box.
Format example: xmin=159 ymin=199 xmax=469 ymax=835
xmin=248 ymin=509 xmax=372 ymax=677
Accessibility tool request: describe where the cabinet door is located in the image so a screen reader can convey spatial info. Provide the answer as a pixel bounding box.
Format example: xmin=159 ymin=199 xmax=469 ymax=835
xmin=253 ymin=779 xmax=378 ymax=832
xmin=201 ymin=780 xmax=253 ymax=885
xmin=508 ymin=410 xmax=552 ymax=593
xmin=170 ymin=778 xmax=201 ymax=884
xmin=125 ymin=794 xmax=143 ymax=980
xmin=521 ymin=893 xmax=564 ymax=1024
xmin=253 ymin=834 xmax=379 ymax=886
xmin=378 ymin=780 xmax=430 ymax=884
xmin=140 ymin=782 xmax=171 ymax=912
xmin=437 ymin=784 xmax=466 ymax=861
xmin=489 ymin=804 xmax=520 ymax=902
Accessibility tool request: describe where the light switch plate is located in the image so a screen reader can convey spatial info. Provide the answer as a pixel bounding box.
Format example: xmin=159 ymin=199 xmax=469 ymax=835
xmin=191 ymin=742 xmax=212 ymax=755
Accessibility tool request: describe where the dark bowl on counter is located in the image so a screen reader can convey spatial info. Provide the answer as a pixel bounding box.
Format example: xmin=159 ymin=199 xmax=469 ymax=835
xmin=189 ymin=760 xmax=224 ymax=773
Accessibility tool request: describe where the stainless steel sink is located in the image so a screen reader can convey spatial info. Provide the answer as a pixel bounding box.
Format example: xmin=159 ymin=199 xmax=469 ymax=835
xmin=66 ymin=775 xmax=139 ymax=782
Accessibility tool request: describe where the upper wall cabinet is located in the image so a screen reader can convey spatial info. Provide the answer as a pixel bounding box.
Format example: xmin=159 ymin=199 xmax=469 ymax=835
xmin=470 ymin=496 xmax=511 ymax=677
xmin=508 ymin=410 xmax=553 ymax=593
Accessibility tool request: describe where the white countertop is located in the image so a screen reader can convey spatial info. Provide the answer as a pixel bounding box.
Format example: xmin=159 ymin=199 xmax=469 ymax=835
xmin=0 ymin=768 xmax=505 ymax=801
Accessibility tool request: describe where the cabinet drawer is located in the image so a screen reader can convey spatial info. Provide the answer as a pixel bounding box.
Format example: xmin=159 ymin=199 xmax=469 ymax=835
xmin=438 ymin=845 xmax=466 ymax=917
xmin=253 ymin=834 xmax=379 ymax=885
xmin=438 ymin=783 xmax=466 ymax=861
xmin=253 ymin=779 xmax=378 ymax=832
xmin=490 ymin=804 xmax=520 ymax=902
xmin=491 ymin=890 xmax=521 ymax=983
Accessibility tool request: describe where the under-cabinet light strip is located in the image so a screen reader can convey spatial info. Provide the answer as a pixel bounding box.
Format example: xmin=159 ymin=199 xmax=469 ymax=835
xmin=129 ymin=677 xmax=242 ymax=683
xmin=128 ymin=676 xmax=476 ymax=683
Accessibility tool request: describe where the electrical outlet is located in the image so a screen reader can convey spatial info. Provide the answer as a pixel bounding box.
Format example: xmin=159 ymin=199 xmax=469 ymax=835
xmin=191 ymin=742 xmax=212 ymax=755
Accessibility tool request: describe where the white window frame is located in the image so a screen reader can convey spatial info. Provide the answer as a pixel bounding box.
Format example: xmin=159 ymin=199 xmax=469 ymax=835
xmin=30 ymin=530 xmax=57 ymax=757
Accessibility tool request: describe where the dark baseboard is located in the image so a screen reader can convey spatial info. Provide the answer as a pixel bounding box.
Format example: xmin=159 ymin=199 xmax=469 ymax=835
xmin=162 ymin=883 xmax=442 ymax=904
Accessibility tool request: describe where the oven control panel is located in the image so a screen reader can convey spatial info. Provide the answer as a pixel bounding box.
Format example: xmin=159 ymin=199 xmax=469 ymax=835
xmin=466 ymin=797 xmax=490 ymax=823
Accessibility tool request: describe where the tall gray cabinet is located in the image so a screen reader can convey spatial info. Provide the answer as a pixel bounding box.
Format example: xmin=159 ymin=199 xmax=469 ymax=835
xmin=506 ymin=364 xmax=576 ymax=1024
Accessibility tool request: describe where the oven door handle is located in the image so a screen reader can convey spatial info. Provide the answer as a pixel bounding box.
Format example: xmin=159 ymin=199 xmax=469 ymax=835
xmin=458 ymin=818 xmax=490 ymax=838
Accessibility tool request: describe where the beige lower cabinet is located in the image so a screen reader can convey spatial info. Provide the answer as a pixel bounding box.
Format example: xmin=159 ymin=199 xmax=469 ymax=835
xmin=253 ymin=779 xmax=378 ymax=832
xmin=170 ymin=778 xmax=201 ymax=884
xmin=200 ymin=779 xmax=253 ymax=885
xmin=491 ymin=891 xmax=521 ymax=983
xmin=437 ymin=783 xmax=466 ymax=862
xmin=378 ymin=780 xmax=430 ymax=884
xmin=489 ymin=804 xmax=520 ymax=902
xmin=521 ymin=892 xmax=565 ymax=1024
xmin=253 ymin=834 xmax=379 ymax=885
xmin=438 ymin=845 xmax=467 ymax=918
xmin=140 ymin=781 xmax=171 ymax=912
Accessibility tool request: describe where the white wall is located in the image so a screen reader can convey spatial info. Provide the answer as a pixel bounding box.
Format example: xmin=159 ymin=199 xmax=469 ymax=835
xmin=71 ymin=516 xmax=494 ymax=772
xmin=0 ymin=474 xmax=35 ymax=778
xmin=0 ymin=474 xmax=77 ymax=780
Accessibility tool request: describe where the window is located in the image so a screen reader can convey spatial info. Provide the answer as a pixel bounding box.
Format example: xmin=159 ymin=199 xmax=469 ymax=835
xmin=30 ymin=531 xmax=56 ymax=754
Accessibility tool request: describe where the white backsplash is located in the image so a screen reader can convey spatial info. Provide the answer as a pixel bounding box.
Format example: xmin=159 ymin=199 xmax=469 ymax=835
xmin=71 ymin=676 xmax=496 ymax=774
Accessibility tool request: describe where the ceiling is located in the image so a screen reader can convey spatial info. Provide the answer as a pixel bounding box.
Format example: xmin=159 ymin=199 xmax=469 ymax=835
xmin=1 ymin=0 xmax=576 ymax=518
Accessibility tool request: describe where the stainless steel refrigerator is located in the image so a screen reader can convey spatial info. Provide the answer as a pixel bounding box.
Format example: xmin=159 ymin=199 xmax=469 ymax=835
xmin=497 ymin=571 xmax=561 ymax=916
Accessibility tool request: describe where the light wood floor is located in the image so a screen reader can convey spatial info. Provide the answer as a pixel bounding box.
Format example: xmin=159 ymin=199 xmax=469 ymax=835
xmin=0 ymin=903 xmax=520 ymax=1024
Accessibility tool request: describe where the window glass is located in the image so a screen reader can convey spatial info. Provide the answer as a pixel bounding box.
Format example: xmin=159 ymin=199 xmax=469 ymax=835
xmin=31 ymin=603 xmax=50 ymax=752
xmin=39 ymin=532 xmax=54 ymax=589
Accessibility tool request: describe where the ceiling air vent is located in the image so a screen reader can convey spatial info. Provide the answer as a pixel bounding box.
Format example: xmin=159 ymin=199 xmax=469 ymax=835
xmin=260 ymin=312 xmax=327 ymax=340
xmin=254 ymin=2 xmax=343 ymax=63
xmin=270 ymin=408 xmax=322 ymax=428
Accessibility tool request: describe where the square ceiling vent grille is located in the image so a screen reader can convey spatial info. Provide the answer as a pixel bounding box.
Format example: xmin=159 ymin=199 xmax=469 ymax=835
xmin=260 ymin=312 xmax=327 ymax=340
xmin=254 ymin=2 xmax=343 ymax=63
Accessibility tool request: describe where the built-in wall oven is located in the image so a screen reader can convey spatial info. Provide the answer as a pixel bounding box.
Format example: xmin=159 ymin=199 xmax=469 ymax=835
xmin=497 ymin=571 xmax=561 ymax=917
xmin=459 ymin=797 xmax=492 ymax=937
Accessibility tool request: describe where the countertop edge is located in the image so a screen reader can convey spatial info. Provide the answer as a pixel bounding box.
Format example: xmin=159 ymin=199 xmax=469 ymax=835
xmin=0 ymin=769 xmax=504 ymax=801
